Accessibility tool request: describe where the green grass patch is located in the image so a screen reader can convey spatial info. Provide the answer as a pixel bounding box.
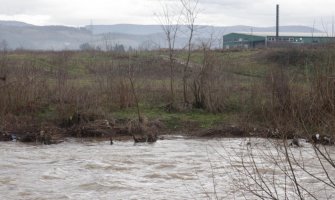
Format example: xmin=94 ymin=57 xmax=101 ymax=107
xmin=37 ymin=105 xmax=58 ymax=121
xmin=112 ymin=106 xmax=229 ymax=129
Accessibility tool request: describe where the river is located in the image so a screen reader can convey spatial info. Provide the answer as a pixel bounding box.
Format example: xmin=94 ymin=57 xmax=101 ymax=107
xmin=0 ymin=136 xmax=334 ymax=200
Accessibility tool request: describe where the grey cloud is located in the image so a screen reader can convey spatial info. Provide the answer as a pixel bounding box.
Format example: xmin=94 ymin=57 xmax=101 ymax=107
xmin=0 ymin=0 xmax=49 ymax=14
xmin=0 ymin=0 xmax=333 ymax=28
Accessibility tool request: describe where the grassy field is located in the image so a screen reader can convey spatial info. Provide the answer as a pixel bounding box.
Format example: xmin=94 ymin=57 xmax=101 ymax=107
xmin=1 ymin=46 xmax=335 ymax=139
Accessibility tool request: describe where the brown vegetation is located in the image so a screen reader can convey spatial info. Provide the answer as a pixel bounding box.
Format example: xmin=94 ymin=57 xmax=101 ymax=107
xmin=0 ymin=44 xmax=335 ymax=144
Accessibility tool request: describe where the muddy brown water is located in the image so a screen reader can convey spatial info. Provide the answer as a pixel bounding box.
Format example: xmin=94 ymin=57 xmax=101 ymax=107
xmin=0 ymin=136 xmax=334 ymax=199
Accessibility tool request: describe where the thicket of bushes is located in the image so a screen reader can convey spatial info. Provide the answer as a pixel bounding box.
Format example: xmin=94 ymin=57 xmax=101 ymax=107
xmin=0 ymin=46 xmax=334 ymax=138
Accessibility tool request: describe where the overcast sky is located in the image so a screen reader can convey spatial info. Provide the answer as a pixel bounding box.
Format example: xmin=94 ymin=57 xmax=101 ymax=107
xmin=0 ymin=0 xmax=334 ymax=29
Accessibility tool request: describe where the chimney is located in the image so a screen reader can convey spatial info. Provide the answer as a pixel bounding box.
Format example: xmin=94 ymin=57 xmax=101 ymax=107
xmin=276 ymin=4 xmax=279 ymax=38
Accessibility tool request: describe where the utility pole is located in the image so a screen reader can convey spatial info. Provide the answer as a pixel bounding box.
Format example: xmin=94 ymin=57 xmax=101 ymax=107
xmin=332 ymin=16 xmax=334 ymax=37
xmin=90 ymin=19 xmax=94 ymax=46
xmin=222 ymin=35 xmax=224 ymax=50
xmin=276 ymin=4 xmax=279 ymax=41
xmin=251 ymin=27 xmax=254 ymax=48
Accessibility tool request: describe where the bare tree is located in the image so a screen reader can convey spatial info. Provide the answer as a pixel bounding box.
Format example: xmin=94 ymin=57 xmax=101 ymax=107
xmin=127 ymin=53 xmax=142 ymax=122
xmin=156 ymin=2 xmax=183 ymax=109
xmin=0 ymin=40 xmax=9 ymax=95
xmin=0 ymin=40 xmax=8 ymax=52
xmin=103 ymin=33 xmax=113 ymax=51
xmin=181 ymin=0 xmax=199 ymax=105
xmin=220 ymin=138 xmax=335 ymax=200
xmin=191 ymin=31 xmax=227 ymax=112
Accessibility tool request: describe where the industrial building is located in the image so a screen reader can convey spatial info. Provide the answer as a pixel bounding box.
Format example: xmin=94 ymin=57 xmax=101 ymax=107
xmin=266 ymin=36 xmax=335 ymax=45
xmin=222 ymin=4 xmax=335 ymax=49
xmin=222 ymin=33 xmax=266 ymax=49
xmin=222 ymin=33 xmax=335 ymax=49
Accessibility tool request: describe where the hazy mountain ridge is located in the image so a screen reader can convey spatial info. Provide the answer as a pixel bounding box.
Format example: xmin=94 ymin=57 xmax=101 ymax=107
xmin=0 ymin=21 xmax=323 ymax=50
xmin=0 ymin=22 xmax=92 ymax=50
xmin=88 ymin=24 xmax=322 ymax=36
xmin=0 ymin=20 xmax=33 ymax=27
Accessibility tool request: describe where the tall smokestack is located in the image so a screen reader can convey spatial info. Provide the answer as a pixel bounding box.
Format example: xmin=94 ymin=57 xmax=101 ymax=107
xmin=276 ymin=4 xmax=279 ymax=38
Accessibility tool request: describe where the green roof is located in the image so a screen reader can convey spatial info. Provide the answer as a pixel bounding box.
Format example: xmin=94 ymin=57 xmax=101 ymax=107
xmin=223 ymin=33 xmax=265 ymax=46
xmin=223 ymin=33 xmax=265 ymax=42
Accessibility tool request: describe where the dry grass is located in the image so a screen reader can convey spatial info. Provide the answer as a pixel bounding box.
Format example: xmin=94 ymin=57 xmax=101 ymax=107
xmin=0 ymin=46 xmax=335 ymax=139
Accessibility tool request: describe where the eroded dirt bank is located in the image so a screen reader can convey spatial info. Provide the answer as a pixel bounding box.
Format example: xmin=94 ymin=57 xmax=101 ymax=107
xmin=1 ymin=113 xmax=333 ymax=145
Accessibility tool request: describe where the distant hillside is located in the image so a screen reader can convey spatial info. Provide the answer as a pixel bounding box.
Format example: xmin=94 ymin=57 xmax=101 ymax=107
xmin=0 ymin=20 xmax=33 ymax=27
xmin=0 ymin=23 xmax=92 ymax=50
xmin=0 ymin=21 xmax=324 ymax=50
xmin=87 ymin=24 xmax=163 ymax=35
xmin=87 ymin=24 xmax=322 ymax=36
xmin=220 ymin=25 xmax=321 ymax=34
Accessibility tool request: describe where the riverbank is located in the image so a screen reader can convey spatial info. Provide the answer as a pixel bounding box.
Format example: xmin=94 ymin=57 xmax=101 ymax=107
xmin=1 ymin=111 xmax=332 ymax=145
xmin=0 ymin=116 xmax=250 ymax=144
